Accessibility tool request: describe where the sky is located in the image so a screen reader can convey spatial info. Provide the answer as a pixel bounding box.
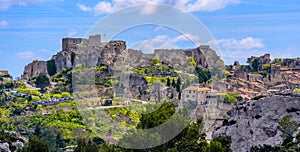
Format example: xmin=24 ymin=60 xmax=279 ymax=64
xmin=0 ymin=0 xmax=300 ymax=78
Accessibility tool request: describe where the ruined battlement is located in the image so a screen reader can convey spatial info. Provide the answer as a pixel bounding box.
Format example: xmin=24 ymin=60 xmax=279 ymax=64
xmin=62 ymin=34 xmax=101 ymax=51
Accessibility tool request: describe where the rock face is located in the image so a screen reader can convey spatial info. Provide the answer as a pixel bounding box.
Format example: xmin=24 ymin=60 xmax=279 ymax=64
xmin=0 ymin=142 xmax=10 ymax=152
xmin=154 ymin=45 xmax=222 ymax=69
xmin=53 ymin=50 xmax=72 ymax=73
xmin=21 ymin=60 xmax=48 ymax=80
xmin=213 ymin=94 xmax=300 ymax=152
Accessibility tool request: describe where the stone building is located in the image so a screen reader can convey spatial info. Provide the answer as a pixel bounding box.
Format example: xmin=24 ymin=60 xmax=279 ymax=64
xmin=0 ymin=70 xmax=9 ymax=76
xmin=247 ymin=73 xmax=263 ymax=82
xmin=247 ymin=54 xmax=271 ymax=71
xmin=181 ymin=85 xmax=218 ymax=105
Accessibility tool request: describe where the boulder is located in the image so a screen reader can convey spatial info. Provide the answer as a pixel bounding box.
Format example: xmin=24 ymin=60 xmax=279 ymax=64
xmin=213 ymin=94 xmax=300 ymax=152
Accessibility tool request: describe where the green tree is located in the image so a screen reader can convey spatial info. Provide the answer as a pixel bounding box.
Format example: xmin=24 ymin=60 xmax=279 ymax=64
xmin=273 ymin=58 xmax=283 ymax=65
xmin=176 ymin=77 xmax=181 ymax=92
xmin=166 ymin=77 xmax=171 ymax=87
xmin=4 ymin=81 xmax=14 ymax=89
xmin=18 ymin=136 xmax=50 ymax=152
xmin=221 ymin=92 xmax=239 ymax=104
xmin=206 ymin=141 xmax=225 ymax=152
xmin=251 ymin=59 xmax=260 ymax=72
xmin=196 ymin=67 xmax=211 ymax=83
xmin=71 ymin=52 xmax=76 ymax=66
xmin=262 ymin=64 xmax=271 ymax=72
xmin=225 ymin=70 xmax=231 ymax=77
xmin=172 ymin=79 xmax=176 ymax=88
xmin=187 ymin=56 xmax=196 ymax=67
xmin=278 ymin=115 xmax=298 ymax=139
xmin=75 ymin=138 xmax=99 ymax=152
xmin=47 ymin=59 xmax=57 ymax=76
xmin=35 ymin=74 xmax=50 ymax=90
xmin=152 ymin=56 xmax=160 ymax=65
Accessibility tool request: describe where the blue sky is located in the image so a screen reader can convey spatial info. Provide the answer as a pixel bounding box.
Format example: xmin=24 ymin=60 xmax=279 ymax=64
xmin=0 ymin=0 xmax=300 ymax=78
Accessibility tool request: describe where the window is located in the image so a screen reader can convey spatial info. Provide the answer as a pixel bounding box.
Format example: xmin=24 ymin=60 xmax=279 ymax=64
xmin=186 ymin=95 xmax=189 ymax=98
xmin=189 ymin=91 xmax=191 ymax=93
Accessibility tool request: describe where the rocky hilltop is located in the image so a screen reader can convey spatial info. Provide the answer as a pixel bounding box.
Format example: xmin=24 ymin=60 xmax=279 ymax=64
xmin=213 ymin=94 xmax=300 ymax=152
xmin=21 ymin=35 xmax=223 ymax=80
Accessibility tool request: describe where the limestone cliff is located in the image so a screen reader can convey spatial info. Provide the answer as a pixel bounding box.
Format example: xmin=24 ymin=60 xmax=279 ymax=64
xmin=22 ymin=36 xmax=222 ymax=80
xmin=21 ymin=60 xmax=48 ymax=80
xmin=213 ymin=94 xmax=300 ymax=152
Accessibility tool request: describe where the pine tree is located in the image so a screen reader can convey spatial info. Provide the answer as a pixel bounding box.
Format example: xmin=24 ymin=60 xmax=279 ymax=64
xmin=172 ymin=79 xmax=176 ymax=88
xmin=176 ymin=78 xmax=181 ymax=92
xmin=167 ymin=77 xmax=171 ymax=87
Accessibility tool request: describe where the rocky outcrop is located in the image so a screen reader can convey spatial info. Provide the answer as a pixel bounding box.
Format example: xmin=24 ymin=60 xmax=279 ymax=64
xmin=213 ymin=94 xmax=300 ymax=152
xmin=0 ymin=143 xmax=10 ymax=152
xmin=53 ymin=50 xmax=72 ymax=73
xmin=129 ymin=74 xmax=150 ymax=100
xmin=155 ymin=45 xmax=223 ymax=70
xmin=21 ymin=60 xmax=48 ymax=80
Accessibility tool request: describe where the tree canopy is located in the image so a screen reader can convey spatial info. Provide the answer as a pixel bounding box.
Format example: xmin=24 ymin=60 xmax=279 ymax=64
xmin=35 ymin=74 xmax=50 ymax=90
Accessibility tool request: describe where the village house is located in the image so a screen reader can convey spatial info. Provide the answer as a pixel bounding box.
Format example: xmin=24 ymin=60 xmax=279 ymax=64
xmin=181 ymin=85 xmax=218 ymax=105
xmin=0 ymin=70 xmax=9 ymax=76
xmin=247 ymin=73 xmax=263 ymax=82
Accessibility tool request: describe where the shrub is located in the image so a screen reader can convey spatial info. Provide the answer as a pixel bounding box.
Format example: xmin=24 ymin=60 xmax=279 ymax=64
xmin=61 ymin=92 xmax=71 ymax=98
xmin=293 ymin=88 xmax=300 ymax=93
xmin=151 ymin=56 xmax=160 ymax=65
xmin=53 ymin=94 xmax=62 ymax=99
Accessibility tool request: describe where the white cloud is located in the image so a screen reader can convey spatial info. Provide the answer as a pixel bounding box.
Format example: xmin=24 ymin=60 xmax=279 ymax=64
xmin=76 ymin=3 xmax=92 ymax=12
xmin=81 ymin=0 xmax=239 ymax=15
xmin=0 ymin=20 xmax=8 ymax=28
xmin=0 ymin=0 xmax=48 ymax=10
xmin=214 ymin=37 xmax=264 ymax=50
xmin=184 ymin=0 xmax=240 ymax=12
xmin=171 ymin=33 xmax=201 ymax=43
xmin=17 ymin=51 xmax=36 ymax=59
xmin=67 ymin=29 xmax=77 ymax=37
xmin=94 ymin=1 xmax=114 ymax=15
xmin=131 ymin=39 xmax=176 ymax=53
xmin=153 ymin=33 xmax=200 ymax=43
xmin=210 ymin=37 xmax=265 ymax=64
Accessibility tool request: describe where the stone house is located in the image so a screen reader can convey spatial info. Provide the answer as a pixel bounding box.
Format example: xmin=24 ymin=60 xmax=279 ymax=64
xmin=0 ymin=70 xmax=9 ymax=76
xmin=181 ymin=85 xmax=218 ymax=105
xmin=247 ymin=73 xmax=263 ymax=82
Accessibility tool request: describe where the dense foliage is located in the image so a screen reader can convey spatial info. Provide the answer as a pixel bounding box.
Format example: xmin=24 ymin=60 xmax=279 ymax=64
xmin=35 ymin=74 xmax=50 ymax=90
xmin=47 ymin=59 xmax=57 ymax=76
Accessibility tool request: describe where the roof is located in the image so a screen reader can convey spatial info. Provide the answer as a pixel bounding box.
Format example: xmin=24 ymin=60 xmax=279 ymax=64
xmin=182 ymin=86 xmax=218 ymax=93
xmin=248 ymin=73 xmax=262 ymax=77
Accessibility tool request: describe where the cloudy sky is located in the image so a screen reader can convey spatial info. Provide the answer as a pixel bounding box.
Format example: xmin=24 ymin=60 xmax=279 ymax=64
xmin=0 ymin=0 xmax=300 ymax=77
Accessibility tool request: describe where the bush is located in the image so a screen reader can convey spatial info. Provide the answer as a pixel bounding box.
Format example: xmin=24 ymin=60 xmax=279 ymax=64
xmin=32 ymin=96 xmax=41 ymax=102
xmin=151 ymin=56 xmax=160 ymax=65
xmin=61 ymin=92 xmax=71 ymax=98
xmin=53 ymin=94 xmax=62 ymax=99
xmin=293 ymin=88 xmax=300 ymax=93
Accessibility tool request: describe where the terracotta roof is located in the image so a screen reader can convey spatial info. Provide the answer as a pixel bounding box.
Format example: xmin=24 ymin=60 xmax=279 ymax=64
xmin=248 ymin=73 xmax=262 ymax=77
xmin=271 ymin=84 xmax=287 ymax=89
